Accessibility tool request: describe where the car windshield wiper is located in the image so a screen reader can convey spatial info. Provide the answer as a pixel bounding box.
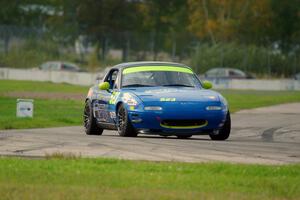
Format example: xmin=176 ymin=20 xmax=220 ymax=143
xmin=122 ymin=84 xmax=155 ymax=88
xmin=162 ymin=84 xmax=194 ymax=87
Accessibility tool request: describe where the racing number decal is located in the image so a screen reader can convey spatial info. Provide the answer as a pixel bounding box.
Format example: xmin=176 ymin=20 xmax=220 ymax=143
xmin=160 ymin=98 xmax=176 ymax=102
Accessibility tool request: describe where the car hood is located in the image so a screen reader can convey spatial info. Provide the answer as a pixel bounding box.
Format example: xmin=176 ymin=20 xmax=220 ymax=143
xmin=124 ymin=87 xmax=220 ymax=102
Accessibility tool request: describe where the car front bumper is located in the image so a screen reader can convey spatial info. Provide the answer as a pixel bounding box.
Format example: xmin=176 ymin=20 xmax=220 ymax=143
xmin=128 ymin=108 xmax=227 ymax=135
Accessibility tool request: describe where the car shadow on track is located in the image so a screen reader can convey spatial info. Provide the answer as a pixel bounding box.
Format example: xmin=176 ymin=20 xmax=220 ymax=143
xmin=100 ymin=134 xmax=212 ymax=141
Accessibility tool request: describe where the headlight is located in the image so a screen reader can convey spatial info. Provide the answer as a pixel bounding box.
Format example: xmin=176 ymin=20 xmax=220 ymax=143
xmin=206 ymin=106 xmax=222 ymax=111
xmin=126 ymin=98 xmax=138 ymax=106
xmin=122 ymin=93 xmax=138 ymax=106
xmin=144 ymin=106 xmax=163 ymax=111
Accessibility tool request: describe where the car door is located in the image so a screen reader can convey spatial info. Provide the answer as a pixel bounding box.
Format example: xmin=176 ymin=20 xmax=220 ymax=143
xmin=96 ymin=69 xmax=120 ymax=124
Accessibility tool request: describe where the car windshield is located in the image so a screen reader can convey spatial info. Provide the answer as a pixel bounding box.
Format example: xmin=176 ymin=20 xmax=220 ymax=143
xmin=121 ymin=70 xmax=201 ymax=88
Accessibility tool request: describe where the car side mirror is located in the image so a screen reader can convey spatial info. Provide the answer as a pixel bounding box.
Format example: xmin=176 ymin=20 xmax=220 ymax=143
xmin=202 ymin=80 xmax=213 ymax=89
xmin=99 ymin=82 xmax=110 ymax=90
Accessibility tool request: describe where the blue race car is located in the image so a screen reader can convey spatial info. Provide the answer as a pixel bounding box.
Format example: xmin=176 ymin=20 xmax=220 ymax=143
xmin=84 ymin=62 xmax=230 ymax=140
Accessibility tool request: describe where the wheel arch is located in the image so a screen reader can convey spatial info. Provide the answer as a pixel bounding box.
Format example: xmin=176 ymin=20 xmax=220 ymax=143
xmin=116 ymin=101 xmax=124 ymax=113
xmin=85 ymin=95 xmax=94 ymax=103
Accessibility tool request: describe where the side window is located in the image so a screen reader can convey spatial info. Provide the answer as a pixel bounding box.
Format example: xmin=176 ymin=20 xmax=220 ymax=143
xmin=112 ymin=71 xmax=119 ymax=89
xmin=49 ymin=62 xmax=55 ymax=70
xmin=105 ymin=69 xmax=119 ymax=89
xmin=50 ymin=62 xmax=60 ymax=70
xmin=62 ymin=64 xmax=74 ymax=71
xmin=206 ymin=69 xmax=218 ymax=76
xmin=62 ymin=63 xmax=80 ymax=71
xmin=217 ymin=69 xmax=226 ymax=77
xmin=206 ymin=68 xmax=225 ymax=77
xmin=229 ymin=69 xmax=245 ymax=77
xmin=41 ymin=62 xmax=50 ymax=70
xmin=229 ymin=70 xmax=237 ymax=76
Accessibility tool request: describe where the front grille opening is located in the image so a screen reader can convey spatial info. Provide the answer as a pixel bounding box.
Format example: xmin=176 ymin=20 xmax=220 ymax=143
xmin=161 ymin=119 xmax=207 ymax=127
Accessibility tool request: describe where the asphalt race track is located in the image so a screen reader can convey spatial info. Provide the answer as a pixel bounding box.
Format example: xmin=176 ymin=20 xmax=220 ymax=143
xmin=1 ymin=103 xmax=300 ymax=164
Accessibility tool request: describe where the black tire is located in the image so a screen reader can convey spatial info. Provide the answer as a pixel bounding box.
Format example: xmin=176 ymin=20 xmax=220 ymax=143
xmin=209 ymin=111 xmax=231 ymax=140
xmin=177 ymin=135 xmax=192 ymax=139
xmin=83 ymin=100 xmax=103 ymax=135
xmin=117 ymin=104 xmax=137 ymax=137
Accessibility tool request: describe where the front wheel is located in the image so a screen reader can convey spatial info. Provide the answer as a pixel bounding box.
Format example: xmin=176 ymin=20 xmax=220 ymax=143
xmin=209 ymin=111 xmax=231 ymax=140
xmin=117 ymin=104 xmax=137 ymax=137
xmin=83 ymin=100 xmax=103 ymax=135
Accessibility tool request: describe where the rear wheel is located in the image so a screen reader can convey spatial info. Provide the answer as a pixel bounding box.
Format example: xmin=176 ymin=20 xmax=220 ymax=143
xmin=209 ymin=111 xmax=231 ymax=140
xmin=83 ymin=100 xmax=103 ymax=135
xmin=117 ymin=104 xmax=137 ymax=137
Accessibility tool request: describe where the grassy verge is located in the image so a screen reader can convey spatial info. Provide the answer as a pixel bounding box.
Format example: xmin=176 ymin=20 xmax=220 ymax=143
xmin=0 ymin=80 xmax=88 ymax=93
xmin=0 ymin=80 xmax=300 ymax=129
xmin=219 ymin=90 xmax=300 ymax=112
xmin=0 ymin=80 xmax=86 ymax=129
xmin=0 ymin=157 xmax=299 ymax=200
xmin=0 ymin=97 xmax=83 ymax=129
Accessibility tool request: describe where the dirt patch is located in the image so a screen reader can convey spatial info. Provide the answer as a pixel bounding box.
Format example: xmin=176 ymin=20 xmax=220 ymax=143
xmin=4 ymin=91 xmax=85 ymax=100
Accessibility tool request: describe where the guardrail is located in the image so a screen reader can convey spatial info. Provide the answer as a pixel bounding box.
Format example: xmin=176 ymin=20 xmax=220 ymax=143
xmin=0 ymin=68 xmax=104 ymax=86
xmin=0 ymin=67 xmax=299 ymax=90
xmin=208 ymin=78 xmax=300 ymax=91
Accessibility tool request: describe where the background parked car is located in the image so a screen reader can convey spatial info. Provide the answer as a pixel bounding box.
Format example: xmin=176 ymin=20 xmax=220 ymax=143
xmin=39 ymin=61 xmax=86 ymax=72
xmin=294 ymin=72 xmax=300 ymax=80
xmin=204 ymin=68 xmax=255 ymax=79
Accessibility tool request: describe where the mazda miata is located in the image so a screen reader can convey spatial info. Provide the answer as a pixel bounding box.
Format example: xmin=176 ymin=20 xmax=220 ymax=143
xmin=84 ymin=62 xmax=230 ymax=140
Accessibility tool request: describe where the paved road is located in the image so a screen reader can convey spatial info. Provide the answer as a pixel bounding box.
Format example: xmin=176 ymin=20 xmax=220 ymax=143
xmin=1 ymin=103 xmax=300 ymax=164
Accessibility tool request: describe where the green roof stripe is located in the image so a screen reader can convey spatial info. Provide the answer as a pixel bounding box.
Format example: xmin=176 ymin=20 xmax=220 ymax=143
xmin=122 ymin=66 xmax=193 ymax=74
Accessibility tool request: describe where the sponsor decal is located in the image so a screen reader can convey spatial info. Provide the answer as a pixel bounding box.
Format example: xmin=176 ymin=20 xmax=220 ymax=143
xmin=160 ymin=97 xmax=176 ymax=102
xmin=94 ymin=103 xmax=106 ymax=110
xmin=207 ymin=95 xmax=217 ymax=100
xmin=96 ymin=94 xmax=104 ymax=99
xmin=109 ymin=91 xmax=120 ymax=104
xmin=109 ymin=111 xmax=116 ymax=119
xmin=144 ymin=88 xmax=178 ymax=94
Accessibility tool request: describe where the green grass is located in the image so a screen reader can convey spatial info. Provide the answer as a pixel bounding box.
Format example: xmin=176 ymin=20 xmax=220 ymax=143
xmin=0 ymin=80 xmax=87 ymax=129
xmin=0 ymin=80 xmax=88 ymax=94
xmin=0 ymin=80 xmax=300 ymax=130
xmin=1 ymin=81 xmax=299 ymax=199
xmin=0 ymin=97 xmax=83 ymax=129
xmin=0 ymin=157 xmax=299 ymax=200
xmin=219 ymin=90 xmax=300 ymax=112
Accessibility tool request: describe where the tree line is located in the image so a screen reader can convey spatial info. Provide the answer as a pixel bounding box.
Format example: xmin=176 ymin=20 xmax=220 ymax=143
xmin=0 ymin=0 xmax=300 ymax=75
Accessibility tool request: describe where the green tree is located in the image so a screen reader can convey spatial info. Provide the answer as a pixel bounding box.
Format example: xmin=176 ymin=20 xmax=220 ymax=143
xmin=138 ymin=0 xmax=189 ymax=60
xmin=188 ymin=0 xmax=244 ymax=44
xmin=269 ymin=0 xmax=300 ymax=52
xmin=75 ymin=0 xmax=141 ymax=61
